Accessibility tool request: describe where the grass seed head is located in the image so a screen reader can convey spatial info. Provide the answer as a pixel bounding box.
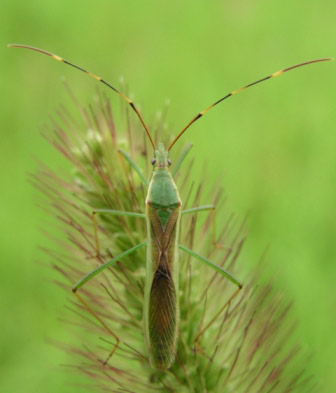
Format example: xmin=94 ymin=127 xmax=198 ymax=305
xmin=35 ymin=89 xmax=315 ymax=392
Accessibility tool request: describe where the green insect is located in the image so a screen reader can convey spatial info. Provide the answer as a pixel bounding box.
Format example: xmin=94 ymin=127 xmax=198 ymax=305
xmin=9 ymin=44 xmax=331 ymax=370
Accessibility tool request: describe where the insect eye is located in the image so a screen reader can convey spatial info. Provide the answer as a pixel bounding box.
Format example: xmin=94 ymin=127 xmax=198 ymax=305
xmin=167 ymin=159 xmax=172 ymax=166
xmin=151 ymin=158 xmax=157 ymax=165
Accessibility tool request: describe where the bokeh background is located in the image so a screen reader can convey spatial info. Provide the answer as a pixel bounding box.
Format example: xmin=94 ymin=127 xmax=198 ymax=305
xmin=1 ymin=0 xmax=335 ymax=391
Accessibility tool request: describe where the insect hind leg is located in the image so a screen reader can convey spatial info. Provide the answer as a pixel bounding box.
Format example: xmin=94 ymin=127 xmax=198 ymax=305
xmin=72 ymin=242 xmax=147 ymax=364
xmin=179 ymin=244 xmax=242 ymax=355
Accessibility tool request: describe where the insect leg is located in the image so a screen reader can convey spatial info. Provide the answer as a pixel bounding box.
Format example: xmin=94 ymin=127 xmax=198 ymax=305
xmin=171 ymin=143 xmax=193 ymax=177
xmin=181 ymin=205 xmax=225 ymax=249
xmin=118 ymin=149 xmax=149 ymax=186
xmin=179 ymin=244 xmax=241 ymax=287
xmin=73 ymin=241 xmax=147 ymax=364
xmin=92 ymin=209 xmax=145 ymax=257
xmin=73 ymin=241 xmax=147 ymax=293
xmin=179 ymin=244 xmax=242 ymax=348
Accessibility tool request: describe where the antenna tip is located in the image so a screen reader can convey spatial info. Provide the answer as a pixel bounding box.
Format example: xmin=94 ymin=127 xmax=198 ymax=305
xmin=8 ymin=44 xmax=23 ymax=49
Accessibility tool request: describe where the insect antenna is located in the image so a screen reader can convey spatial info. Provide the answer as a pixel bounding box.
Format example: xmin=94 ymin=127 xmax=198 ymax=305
xmin=8 ymin=44 xmax=156 ymax=150
xmin=168 ymin=58 xmax=333 ymax=151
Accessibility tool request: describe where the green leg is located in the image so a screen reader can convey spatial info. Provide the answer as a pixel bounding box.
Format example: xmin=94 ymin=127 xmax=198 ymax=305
xmin=178 ymin=244 xmax=241 ymax=288
xmin=182 ymin=205 xmax=225 ymax=248
xmin=118 ymin=148 xmax=149 ymax=186
xmin=73 ymin=241 xmax=147 ymax=364
xmin=179 ymin=244 xmax=242 ymax=346
xmin=92 ymin=209 xmax=145 ymax=256
xmin=171 ymin=143 xmax=193 ymax=177
xmin=73 ymin=241 xmax=147 ymax=292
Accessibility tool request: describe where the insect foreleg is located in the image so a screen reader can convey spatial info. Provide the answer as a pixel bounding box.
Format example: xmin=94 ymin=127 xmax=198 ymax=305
xmin=171 ymin=143 xmax=193 ymax=177
xmin=92 ymin=209 xmax=145 ymax=256
xmin=118 ymin=149 xmax=149 ymax=186
xmin=181 ymin=205 xmax=227 ymax=249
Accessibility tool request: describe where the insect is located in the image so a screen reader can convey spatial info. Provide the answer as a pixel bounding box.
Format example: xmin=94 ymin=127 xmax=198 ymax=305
xmin=9 ymin=44 xmax=331 ymax=370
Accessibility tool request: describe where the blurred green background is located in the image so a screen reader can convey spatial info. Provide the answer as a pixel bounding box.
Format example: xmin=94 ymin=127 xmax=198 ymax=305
xmin=1 ymin=0 xmax=335 ymax=391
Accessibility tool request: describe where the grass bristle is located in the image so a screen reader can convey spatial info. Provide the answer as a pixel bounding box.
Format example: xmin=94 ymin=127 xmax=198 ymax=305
xmin=33 ymin=88 xmax=315 ymax=392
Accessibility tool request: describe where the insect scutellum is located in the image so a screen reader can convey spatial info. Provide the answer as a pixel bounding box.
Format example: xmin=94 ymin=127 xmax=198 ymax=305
xmin=9 ymin=43 xmax=332 ymax=370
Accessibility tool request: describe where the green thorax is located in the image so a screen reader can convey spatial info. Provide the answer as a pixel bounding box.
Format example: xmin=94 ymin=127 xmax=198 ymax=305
xmin=146 ymin=143 xmax=181 ymax=229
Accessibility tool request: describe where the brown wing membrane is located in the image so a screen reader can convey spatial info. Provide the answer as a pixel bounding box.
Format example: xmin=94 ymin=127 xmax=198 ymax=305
xmin=149 ymin=260 xmax=177 ymax=369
